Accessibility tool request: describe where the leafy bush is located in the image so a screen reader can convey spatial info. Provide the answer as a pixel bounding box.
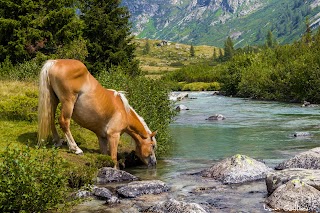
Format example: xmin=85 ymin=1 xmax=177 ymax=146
xmin=0 ymin=59 xmax=42 ymax=81
xmin=0 ymin=91 xmax=38 ymax=122
xmin=97 ymin=70 xmax=176 ymax=156
xmin=181 ymin=82 xmax=221 ymax=91
xmin=66 ymin=165 xmax=97 ymax=189
xmin=0 ymin=146 xmax=68 ymax=212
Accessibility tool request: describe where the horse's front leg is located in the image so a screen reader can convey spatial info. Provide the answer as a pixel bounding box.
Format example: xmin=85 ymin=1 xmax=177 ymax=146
xmin=107 ymin=133 xmax=120 ymax=169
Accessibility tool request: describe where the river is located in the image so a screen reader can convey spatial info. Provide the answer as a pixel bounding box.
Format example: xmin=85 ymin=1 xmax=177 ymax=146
xmin=75 ymin=92 xmax=320 ymax=212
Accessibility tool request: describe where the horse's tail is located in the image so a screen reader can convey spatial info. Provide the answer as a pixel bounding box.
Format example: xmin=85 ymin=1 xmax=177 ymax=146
xmin=37 ymin=60 xmax=56 ymax=146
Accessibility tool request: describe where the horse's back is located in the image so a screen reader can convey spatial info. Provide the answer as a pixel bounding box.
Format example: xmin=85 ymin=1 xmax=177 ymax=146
xmin=48 ymin=59 xmax=98 ymax=98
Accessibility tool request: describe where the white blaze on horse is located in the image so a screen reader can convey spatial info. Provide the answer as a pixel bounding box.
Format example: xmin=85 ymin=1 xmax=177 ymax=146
xmin=37 ymin=59 xmax=157 ymax=167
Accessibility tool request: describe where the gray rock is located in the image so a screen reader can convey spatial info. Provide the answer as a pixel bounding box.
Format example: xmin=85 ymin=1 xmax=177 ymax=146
xmin=96 ymin=167 xmax=138 ymax=184
xmin=117 ymin=180 xmax=169 ymax=198
xmin=302 ymin=101 xmax=319 ymax=107
xmin=75 ymin=190 xmax=92 ymax=199
xmin=176 ymin=92 xmax=189 ymax=101
xmin=266 ymin=179 xmax=320 ymax=212
xmin=266 ymin=168 xmax=320 ymax=194
xmin=106 ymin=196 xmax=120 ymax=205
xmin=93 ymin=186 xmax=113 ymax=200
xmin=175 ymin=104 xmax=189 ymax=111
xmin=201 ymin=154 xmax=271 ymax=184
xmin=276 ymin=147 xmax=320 ymax=170
xmin=293 ymin=131 xmax=312 ymax=137
xmin=145 ymin=198 xmax=207 ymax=213
xmin=206 ymin=114 xmax=225 ymax=121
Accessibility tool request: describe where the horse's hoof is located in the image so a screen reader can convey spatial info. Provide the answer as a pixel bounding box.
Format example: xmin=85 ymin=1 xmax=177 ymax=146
xmin=75 ymin=149 xmax=84 ymax=155
xmin=53 ymin=139 xmax=65 ymax=147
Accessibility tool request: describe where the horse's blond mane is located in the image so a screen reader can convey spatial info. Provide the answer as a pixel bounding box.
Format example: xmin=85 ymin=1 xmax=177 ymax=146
xmin=117 ymin=91 xmax=153 ymax=135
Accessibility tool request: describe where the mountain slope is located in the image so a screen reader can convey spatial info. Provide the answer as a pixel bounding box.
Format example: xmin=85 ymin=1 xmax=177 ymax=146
xmin=122 ymin=0 xmax=320 ymax=47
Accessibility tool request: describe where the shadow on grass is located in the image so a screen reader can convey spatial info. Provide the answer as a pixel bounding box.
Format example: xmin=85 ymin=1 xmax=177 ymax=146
xmin=17 ymin=131 xmax=101 ymax=154
xmin=17 ymin=132 xmax=37 ymax=146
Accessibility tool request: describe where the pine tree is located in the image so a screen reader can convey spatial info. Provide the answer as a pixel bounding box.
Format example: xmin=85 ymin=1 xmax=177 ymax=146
xmin=266 ymin=30 xmax=275 ymax=48
xmin=224 ymin=36 xmax=234 ymax=60
xmin=0 ymin=0 xmax=83 ymax=63
xmin=190 ymin=44 xmax=195 ymax=57
xmin=80 ymin=0 xmax=138 ymax=76
xmin=304 ymin=16 xmax=312 ymax=44
xmin=143 ymin=39 xmax=150 ymax=55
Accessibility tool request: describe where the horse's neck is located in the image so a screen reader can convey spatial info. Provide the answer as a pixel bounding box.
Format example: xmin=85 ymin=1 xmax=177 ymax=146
xmin=126 ymin=110 xmax=149 ymax=140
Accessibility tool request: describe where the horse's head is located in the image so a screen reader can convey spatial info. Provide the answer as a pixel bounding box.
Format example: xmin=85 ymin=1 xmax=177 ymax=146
xmin=135 ymin=131 xmax=157 ymax=167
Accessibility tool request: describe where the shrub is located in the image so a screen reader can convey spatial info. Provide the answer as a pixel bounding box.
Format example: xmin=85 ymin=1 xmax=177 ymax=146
xmin=0 ymin=91 xmax=38 ymax=122
xmin=0 ymin=146 xmax=68 ymax=212
xmin=0 ymin=59 xmax=42 ymax=81
xmin=181 ymin=82 xmax=221 ymax=91
xmin=66 ymin=165 xmax=97 ymax=189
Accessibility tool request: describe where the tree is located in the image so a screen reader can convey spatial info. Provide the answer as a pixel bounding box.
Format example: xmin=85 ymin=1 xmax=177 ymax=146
xmin=223 ymin=36 xmax=234 ymax=60
xmin=190 ymin=44 xmax=195 ymax=57
xmin=142 ymin=39 xmax=150 ymax=55
xmin=0 ymin=0 xmax=83 ymax=64
xmin=266 ymin=30 xmax=276 ymax=48
xmin=80 ymin=0 xmax=139 ymax=76
xmin=304 ymin=16 xmax=312 ymax=44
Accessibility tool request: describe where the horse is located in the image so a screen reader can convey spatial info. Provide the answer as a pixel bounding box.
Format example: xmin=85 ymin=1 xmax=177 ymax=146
xmin=37 ymin=59 xmax=157 ymax=168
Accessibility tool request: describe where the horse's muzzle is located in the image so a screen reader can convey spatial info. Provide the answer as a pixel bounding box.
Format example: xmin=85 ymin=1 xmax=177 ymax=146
xmin=148 ymin=155 xmax=157 ymax=168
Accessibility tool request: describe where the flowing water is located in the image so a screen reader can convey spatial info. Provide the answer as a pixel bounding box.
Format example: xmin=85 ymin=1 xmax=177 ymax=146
xmin=75 ymin=92 xmax=320 ymax=212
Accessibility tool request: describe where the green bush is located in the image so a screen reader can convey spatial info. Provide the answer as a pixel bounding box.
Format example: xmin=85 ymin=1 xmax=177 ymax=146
xmin=0 ymin=91 xmax=38 ymax=122
xmin=0 ymin=146 xmax=68 ymax=212
xmin=181 ymin=82 xmax=221 ymax=91
xmin=97 ymin=70 xmax=176 ymax=156
xmin=0 ymin=59 xmax=42 ymax=81
xmin=66 ymin=165 xmax=97 ymax=189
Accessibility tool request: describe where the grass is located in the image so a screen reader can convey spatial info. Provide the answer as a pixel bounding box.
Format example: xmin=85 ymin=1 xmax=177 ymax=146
xmin=0 ymin=80 xmax=135 ymax=168
xmin=135 ymin=39 xmax=222 ymax=78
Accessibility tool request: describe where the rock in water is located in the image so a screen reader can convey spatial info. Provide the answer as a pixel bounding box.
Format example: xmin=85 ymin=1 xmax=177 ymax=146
xmin=92 ymin=186 xmax=113 ymax=200
xmin=146 ymin=199 xmax=207 ymax=213
xmin=201 ymin=154 xmax=271 ymax=184
xmin=206 ymin=114 xmax=225 ymax=121
xmin=117 ymin=180 xmax=169 ymax=198
xmin=266 ymin=179 xmax=320 ymax=212
xmin=293 ymin=131 xmax=312 ymax=137
xmin=96 ymin=167 xmax=138 ymax=184
xmin=266 ymin=168 xmax=320 ymax=194
xmin=175 ymin=104 xmax=189 ymax=111
xmin=276 ymin=147 xmax=320 ymax=170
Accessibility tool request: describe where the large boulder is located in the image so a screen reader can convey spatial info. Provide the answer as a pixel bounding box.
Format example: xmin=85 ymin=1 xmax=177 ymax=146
xmin=266 ymin=179 xmax=320 ymax=212
xmin=266 ymin=168 xmax=320 ymax=194
xmin=96 ymin=167 xmax=138 ymax=184
xmin=117 ymin=180 xmax=169 ymax=198
xmin=201 ymin=154 xmax=271 ymax=184
xmin=276 ymin=147 xmax=320 ymax=170
xmin=145 ymin=199 xmax=207 ymax=213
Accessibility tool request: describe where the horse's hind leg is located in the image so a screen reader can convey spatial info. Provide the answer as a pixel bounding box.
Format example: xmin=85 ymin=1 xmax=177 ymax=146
xmin=59 ymin=99 xmax=83 ymax=154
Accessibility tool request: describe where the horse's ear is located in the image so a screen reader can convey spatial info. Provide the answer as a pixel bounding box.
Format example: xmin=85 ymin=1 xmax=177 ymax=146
xmin=150 ymin=130 xmax=158 ymax=138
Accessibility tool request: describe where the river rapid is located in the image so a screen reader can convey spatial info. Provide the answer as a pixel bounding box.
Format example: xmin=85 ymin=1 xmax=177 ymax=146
xmin=75 ymin=92 xmax=320 ymax=212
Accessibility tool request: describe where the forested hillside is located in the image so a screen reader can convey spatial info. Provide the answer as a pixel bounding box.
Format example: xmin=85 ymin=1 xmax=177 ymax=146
xmin=122 ymin=0 xmax=320 ymax=47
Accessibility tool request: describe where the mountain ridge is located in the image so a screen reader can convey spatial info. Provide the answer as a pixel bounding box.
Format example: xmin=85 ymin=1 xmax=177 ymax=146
xmin=122 ymin=0 xmax=320 ymax=47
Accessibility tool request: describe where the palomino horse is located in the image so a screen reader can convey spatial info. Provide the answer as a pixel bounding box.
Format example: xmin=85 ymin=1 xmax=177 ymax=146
xmin=38 ymin=59 xmax=157 ymax=167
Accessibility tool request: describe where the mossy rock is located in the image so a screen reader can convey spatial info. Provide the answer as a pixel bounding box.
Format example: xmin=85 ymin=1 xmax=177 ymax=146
xmin=266 ymin=179 xmax=320 ymax=212
xmin=201 ymin=154 xmax=272 ymax=184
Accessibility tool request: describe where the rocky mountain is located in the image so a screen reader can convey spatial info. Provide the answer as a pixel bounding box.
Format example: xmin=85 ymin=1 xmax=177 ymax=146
xmin=122 ymin=0 xmax=320 ymax=47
